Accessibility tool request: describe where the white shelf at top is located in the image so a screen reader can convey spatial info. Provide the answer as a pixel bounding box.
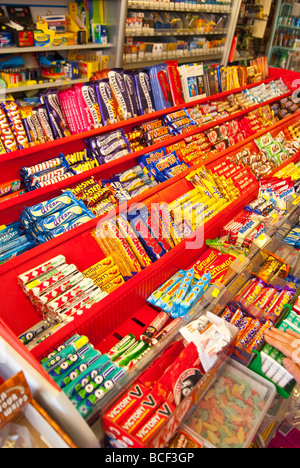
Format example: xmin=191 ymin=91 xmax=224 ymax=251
xmin=127 ymin=0 xmax=232 ymax=13
xmin=0 ymin=42 xmax=113 ymax=55
xmin=125 ymin=28 xmax=228 ymax=37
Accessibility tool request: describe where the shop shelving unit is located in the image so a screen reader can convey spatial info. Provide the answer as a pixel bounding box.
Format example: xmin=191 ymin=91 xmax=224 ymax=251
xmin=267 ymin=1 xmax=300 ymax=68
xmin=0 ymin=0 xmax=120 ymax=94
xmin=115 ymin=0 xmax=242 ymax=67
xmin=0 ymin=67 xmax=299 ymax=447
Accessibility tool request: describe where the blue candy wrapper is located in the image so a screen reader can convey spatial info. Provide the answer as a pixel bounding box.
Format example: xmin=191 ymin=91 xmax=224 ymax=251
xmin=134 ymin=70 xmax=156 ymax=115
xmin=108 ymin=69 xmax=133 ymax=121
xmin=20 ymin=154 xmax=69 ymax=180
xmin=37 ymin=212 xmax=95 ymax=242
xmin=147 ymin=270 xmax=185 ymax=306
xmin=0 ymin=222 xmax=23 ymax=246
xmin=24 ymin=191 xmax=79 ymax=223
xmin=148 ymin=63 xmax=173 ymax=111
xmin=0 ymin=238 xmax=35 ymax=264
xmin=36 ymin=201 xmax=93 ymax=234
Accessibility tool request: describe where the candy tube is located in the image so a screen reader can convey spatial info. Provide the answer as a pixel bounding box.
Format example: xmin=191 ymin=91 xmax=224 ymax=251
xmin=63 ymin=355 xmax=112 ymax=398
xmin=17 ymin=255 xmax=66 ymax=286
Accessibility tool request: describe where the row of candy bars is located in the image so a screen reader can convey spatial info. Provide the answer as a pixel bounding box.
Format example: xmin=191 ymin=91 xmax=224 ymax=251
xmin=2 ymin=124 xmax=298 ymax=266
xmin=37 ymin=334 xmax=127 ymax=420
xmin=20 ymin=191 xmax=95 ymax=245
xmin=0 ymin=85 xmax=295 ymax=205
xmin=0 ymin=71 xmax=290 ymax=157
xmin=0 ymin=160 xmax=230 ymax=265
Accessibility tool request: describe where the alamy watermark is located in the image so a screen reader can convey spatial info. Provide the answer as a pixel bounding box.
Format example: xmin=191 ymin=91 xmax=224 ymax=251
xmin=94 ymin=200 xmax=206 ymax=251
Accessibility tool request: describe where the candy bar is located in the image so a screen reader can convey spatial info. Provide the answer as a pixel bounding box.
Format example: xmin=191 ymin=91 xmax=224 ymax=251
xmin=58 ymin=87 xmax=88 ymax=134
xmin=44 ymin=277 xmax=95 ymax=315
xmin=99 ymin=275 xmax=125 ymax=294
xmin=93 ymin=265 xmax=121 ymax=288
xmin=76 ymin=368 xmax=127 ymax=418
xmin=41 ymin=88 xmax=71 ymax=139
xmin=48 ymin=343 xmax=94 ymax=380
xmin=115 ymin=340 xmax=149 ymax=368
xmin=105 ymin=382 xmax=149 ymax=425
xmin=41 ymin=335 xmax=89 ymax=371
xmin=38 ymin=212 xmax=95 ymax=242
xmin=74 ymin=82 xmax=102 ymax=130
xmin=109 ymin=69 xmax=133 ymax=121
xmin=36 ymin=271 xmax=85 ymax=312
xmin=17 ymin=255 xmax=66 ymax=286
xmin=120 ymin=391 xmax=162 ymax=435
xmin=28 ymin=263 xmax=78 ymax=299
xmin=150 ymin=318 xmax=184 ymax=345
xmin=62 ymin=354 xmax=112 ymax=398
xmin=134 ymin=401 xmax=175 ymax=443
xmin=147 ymin=270 xmax=185 ymax=306
xmin=54 ymin=348 xmax=102 ymax=390
xmin=117 ymin=213 xmax=152 ymax=269
xmin=83 ymin=257 xmax=115 ymax=280
xmin=37 ymin=104 xmax=54 ymax=142
xmin=141 ymin=312 xmax=170 ymax=343
xmin=20 ymin=155 xmax=69 ymax=179
xmin=95 ymin=79 xmax=118 ymax=126
xmin=134 ymin=70 xmax=155 ymax=115
xmin=123 ymin=70 xmax=139 ymax=118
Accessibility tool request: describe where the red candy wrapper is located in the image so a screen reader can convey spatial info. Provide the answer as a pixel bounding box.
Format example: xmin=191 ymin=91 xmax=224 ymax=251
xmin=166 ymin=61 xmax=185 ymax=106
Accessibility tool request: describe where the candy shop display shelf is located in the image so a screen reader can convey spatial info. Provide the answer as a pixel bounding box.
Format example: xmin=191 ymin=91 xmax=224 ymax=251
xmin=0 ymin=75 xmax=277 ymax=165
xmin=0 ymin=173 xmax=258 ymax=437
xmin=0 ymin=161 xmax=292 ymax=447
xmin=0 ymin=74 xmax=294 ymax=224
xmin=1 ymin=102 xmax=300 ymax=382
xmin=0 ymin=68 xmax=300 ymax=446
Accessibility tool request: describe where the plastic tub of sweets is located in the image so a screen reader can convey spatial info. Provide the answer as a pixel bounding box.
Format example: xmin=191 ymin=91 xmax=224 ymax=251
xmin=181 ymin=358 xmax=276 ymax=448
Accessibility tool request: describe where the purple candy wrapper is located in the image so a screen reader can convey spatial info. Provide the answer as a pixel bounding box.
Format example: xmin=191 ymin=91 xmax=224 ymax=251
xmin=95 ymin=79 xmax=118 ymax=126
xmin=108 ymin=69 xmax=133 ymax=121
xmin=37 ymin=104 xmax=54 ymax=142
xmin=134 ymin=71 xmax=155 ymax=115
xmin=40 ymin=88 xmax=71 ymax=139
xmin=22 ymin=114 xmax=39 ymax=146
xmin=32 ymin=108 xmax=46 ymax=144
xmin=123 ymin=70 xmax=139 ymax=118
